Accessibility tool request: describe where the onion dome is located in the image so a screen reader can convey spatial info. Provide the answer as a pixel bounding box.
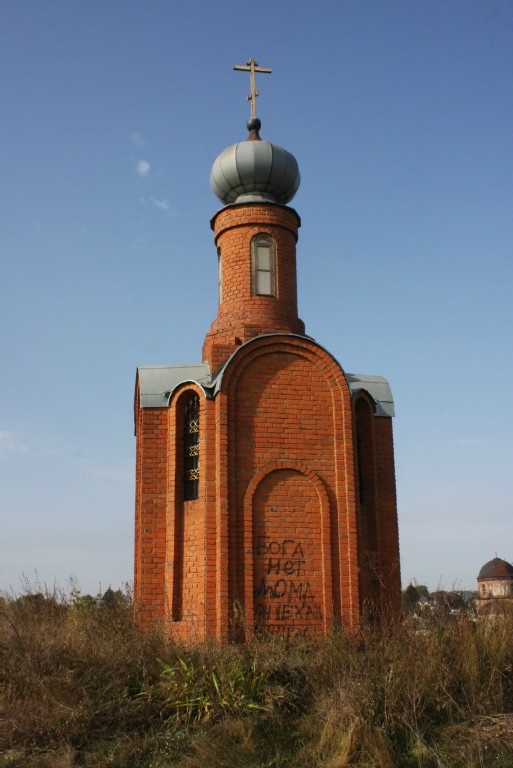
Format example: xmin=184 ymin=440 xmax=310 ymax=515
xmin=210 ymin=117 xmax=300 ymax=206
xmin=478 ymin=557 xmax=513 ymax=580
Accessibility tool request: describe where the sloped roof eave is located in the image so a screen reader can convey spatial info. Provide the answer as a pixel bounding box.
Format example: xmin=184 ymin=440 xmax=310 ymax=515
xmin=134 ymin=335 xmax=395 ymax=419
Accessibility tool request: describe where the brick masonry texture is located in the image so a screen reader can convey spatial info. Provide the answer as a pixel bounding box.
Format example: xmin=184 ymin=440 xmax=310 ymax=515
xmin=134 ymin=200 xmax=401 ymax=641
xmin=203 ymin=203 xmax=305 ymax=371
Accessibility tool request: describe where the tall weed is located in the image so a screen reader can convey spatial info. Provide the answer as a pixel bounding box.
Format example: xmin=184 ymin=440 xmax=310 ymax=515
xmin=2 ymin=588 xmax=513 ymax=767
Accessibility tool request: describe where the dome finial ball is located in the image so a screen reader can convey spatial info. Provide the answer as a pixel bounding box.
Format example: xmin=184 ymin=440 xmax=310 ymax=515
xmin=247 ymin=117 xmax=261 ymax=132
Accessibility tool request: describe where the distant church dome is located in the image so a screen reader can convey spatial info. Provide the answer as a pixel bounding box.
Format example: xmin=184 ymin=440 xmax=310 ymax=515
xmin=478 ymin=557 xmax=513 ymax=580
xmin=209 ymin=118 xmax=300 ymax=206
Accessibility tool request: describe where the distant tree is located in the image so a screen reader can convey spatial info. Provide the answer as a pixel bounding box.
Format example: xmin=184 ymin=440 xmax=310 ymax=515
xmin=70 ymin=587 xmax=98 ymax=611
xmin=14 ymin=592 xmax=60 ymax=610
xmin=402 ymin=583 xmax=431 ymax=614
xmin=100 ymin=587 xmax=128 ymax=608
xmin=403 ymin=583 xmax=419 ymax=613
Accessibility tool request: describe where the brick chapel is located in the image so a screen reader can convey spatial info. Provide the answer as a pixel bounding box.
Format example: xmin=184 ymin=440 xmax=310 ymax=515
xmin=134 ymin=61 xmax=401 ymax=641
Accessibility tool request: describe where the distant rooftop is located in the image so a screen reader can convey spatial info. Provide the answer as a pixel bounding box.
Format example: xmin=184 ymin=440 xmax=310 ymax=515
xmin=478 ymin=557 xmax=513 ymax=580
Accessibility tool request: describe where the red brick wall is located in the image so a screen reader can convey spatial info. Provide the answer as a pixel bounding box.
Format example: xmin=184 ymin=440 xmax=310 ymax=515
xmin=354 ymin=392 xmax=380 ymax=616
xmin=374 ymin=415 xmax=401 ymax=617
xmin=134 ymin=197 xmax=401 ymax=639
xmin=164 ymin=384 xmax=209 ymax=641
xmin=133 ymin=391 xmax=169 ymax=622
xmin=165 ymin=387 xmax=204 ymax=629
xmin=134 ymin=347 xmax=401 ymax=638
xmin=352 ymin=391 xmax=401 ymax=621
xmin=203 ymin=204 xmax=305 ymax=370
xmin=222 ymin=335 xmax=359 ymax=638
xmin=252 ymin=469 xmax=325 ymax=639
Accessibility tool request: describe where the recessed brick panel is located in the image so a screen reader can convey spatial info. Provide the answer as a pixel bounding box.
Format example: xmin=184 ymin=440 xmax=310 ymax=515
xmin=252 ymin=469 xmax=324 ymax=638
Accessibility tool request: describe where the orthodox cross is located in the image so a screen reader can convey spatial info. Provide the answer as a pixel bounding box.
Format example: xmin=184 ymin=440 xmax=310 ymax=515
xmin=233 ymin=58 xmax=272 ymax=118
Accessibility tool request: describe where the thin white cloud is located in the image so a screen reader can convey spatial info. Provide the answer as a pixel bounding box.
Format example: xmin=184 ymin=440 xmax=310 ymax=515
xmin=0 ymin=430 xmax=27 ymax=456
xmin=150 ymin=196 xmax=171 ymax=211
xmin=131 ymin=132 xmax=143 ymax=146
xmin=136 ymin=159 xmax=150 ymax=177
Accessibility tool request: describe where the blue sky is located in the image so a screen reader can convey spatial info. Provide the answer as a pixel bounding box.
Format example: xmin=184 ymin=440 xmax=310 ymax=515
xmin=1 ymin=0 xmax=512 ymax=596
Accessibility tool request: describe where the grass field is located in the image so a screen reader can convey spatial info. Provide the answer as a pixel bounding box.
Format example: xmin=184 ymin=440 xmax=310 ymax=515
xmin=2 ymin=587 xmax=513 ymax=767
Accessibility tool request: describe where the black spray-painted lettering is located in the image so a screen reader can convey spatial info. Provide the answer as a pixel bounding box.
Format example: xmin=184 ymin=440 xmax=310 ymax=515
xmin=254 ymin=578 xmax=315 ymax=602
xmin=255 ymin=537 xmax=304 ymax=557
xmin=266 ymin=557 xmax=305 ymax=576
xmin=253 ymin=534 xmax=322 ymax=636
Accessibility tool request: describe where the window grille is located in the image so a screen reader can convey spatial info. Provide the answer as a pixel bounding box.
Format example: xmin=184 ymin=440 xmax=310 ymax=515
xmin=184 ymin=394 xmax=200 ymax=500
xmin=251 ymin=234 xmax=276 ymax=296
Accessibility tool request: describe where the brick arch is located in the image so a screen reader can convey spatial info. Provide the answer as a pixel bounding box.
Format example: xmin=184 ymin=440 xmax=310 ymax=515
xmin=219 ymin=334 xmax=359 ymax=629
xmin=165 ymin=379 xmax=208 ymax=406
xmin=169 ymin=380 xmax=206 ymax=407
xmin=220 ymin=334 xmax=351 ymax=399
xmin=353 ymin=391 xmax=381 ymax=619
xmin=166 ymin=382 xmax=206 ymax=630
xmin=353 ymin=388 xmax=377 ymax=413
xmin=244 ymin=459 xmax=328 ymax=502
xmin=241 ymin=461 xmax=333 ymax=638
xmin=168 ymin=382 xmax=207 ymax=503
xmin=240 ymin=224 xmax=278 ymax=247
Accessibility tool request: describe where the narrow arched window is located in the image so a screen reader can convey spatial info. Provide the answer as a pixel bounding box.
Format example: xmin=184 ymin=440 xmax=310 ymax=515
xmin=355 ymin=396 xmax=376 ymax=515
xmin=184 ymin=394 xmax=199 ymax=500
xmin=355 ymin=394 xmax=380 ymax=616
xmin=251 ymin=234 xmax=276 ymax=296
xmin=217 ymin=247 xmax=222 ymax=305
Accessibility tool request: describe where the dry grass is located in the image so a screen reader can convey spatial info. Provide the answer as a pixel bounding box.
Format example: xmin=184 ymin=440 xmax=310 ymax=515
xmin=2 ymin=588 xmax=513 ymax=767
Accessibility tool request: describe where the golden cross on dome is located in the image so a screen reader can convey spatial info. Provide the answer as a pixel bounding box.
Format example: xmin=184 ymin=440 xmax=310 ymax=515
xmin=233 ymin=58 xmax=272 ymax=118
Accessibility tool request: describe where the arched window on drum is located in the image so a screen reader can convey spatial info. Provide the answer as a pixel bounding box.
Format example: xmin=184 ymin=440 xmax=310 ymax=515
xmin=251 ymin=234 xmax=276 ymax=296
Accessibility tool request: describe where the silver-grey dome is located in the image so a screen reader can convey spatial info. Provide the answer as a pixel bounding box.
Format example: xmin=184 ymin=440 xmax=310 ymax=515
xmin=210 ymin=139 xmax=300 ymax=205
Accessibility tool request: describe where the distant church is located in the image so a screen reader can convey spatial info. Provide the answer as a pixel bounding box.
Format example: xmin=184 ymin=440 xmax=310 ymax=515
xmin=477 ymin=557 xmax=513 ymax=615
xmin=134 ymin=61 xmax=401 ymax=641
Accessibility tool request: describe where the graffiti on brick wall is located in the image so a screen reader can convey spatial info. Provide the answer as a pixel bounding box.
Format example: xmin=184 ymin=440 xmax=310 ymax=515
xmin=253 ymin=536 xmax=322 ymax=638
